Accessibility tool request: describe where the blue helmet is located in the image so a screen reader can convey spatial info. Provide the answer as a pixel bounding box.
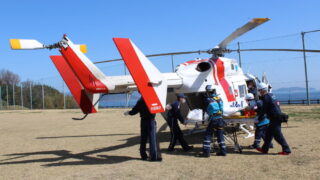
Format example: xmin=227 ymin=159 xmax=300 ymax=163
xmin=177 ymin=93 xmax=186 ymax=99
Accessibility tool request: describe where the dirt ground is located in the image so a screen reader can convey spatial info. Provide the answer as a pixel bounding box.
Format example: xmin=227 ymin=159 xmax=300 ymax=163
xmin=0 ymin=106 xmax=319 ymax=180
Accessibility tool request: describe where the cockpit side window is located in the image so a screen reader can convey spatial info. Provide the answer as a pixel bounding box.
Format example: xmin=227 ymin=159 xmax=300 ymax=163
xmin=238 ymin=85 xmax=246 ymax=98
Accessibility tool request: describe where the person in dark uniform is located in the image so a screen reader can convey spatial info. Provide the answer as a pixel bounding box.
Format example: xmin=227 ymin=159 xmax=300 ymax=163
xmin=166 ymin=93 xmax=193 ymax=152
xmin=199 ymin=86 xmax=226 ymax=157
xmin=245 ymin=93 xmax=273 ymax=149
xmin=124 ymin=97 xmax=162 ymax=161
xmin=256 ymin=83 xmax=291 ymax=155
xmin=247 ymin=81 xmax=257 ymax=97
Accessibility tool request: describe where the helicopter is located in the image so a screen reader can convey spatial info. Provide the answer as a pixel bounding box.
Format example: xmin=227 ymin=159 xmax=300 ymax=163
xmin=10 ymin=18 xmax=320 ymax=117
xmin=9 ymin=18 xmax=320 ymax=151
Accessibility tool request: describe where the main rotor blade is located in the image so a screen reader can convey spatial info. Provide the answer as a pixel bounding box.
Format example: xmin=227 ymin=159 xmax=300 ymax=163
xmin=230 ymin=48 xmax=320 ymax=53
xmin=217 ymin=18 xmax=270 ymax=49
xmin=93 ymin=50 xmax=208 ymax=64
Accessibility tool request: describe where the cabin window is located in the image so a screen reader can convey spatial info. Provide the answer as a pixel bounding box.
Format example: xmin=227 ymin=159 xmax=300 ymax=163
xmin=229 ymin=86 xmax=234 ymax=94
xmin=238 ymin=85 xmax=246 ymax=98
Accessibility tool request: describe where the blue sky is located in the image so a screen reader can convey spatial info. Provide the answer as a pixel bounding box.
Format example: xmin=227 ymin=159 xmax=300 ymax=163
xmin=0 ymin=0 xmax=320 ymax=90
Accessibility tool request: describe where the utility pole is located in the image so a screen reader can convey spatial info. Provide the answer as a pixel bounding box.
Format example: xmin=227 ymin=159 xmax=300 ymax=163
xmin=301 ymin=29 xmax=320 ymax=105
xmin=237 ymin=42 xmax=242 ymax=67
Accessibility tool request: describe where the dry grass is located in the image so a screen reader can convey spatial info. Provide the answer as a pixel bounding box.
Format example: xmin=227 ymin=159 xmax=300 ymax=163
xmin=0 ymin=106 xmax=319 ymax=180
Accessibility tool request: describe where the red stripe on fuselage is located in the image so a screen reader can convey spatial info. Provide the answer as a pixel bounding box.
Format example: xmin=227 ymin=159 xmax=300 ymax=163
xmin=50 ymin=56 xmax=97 ymax=114
xmin=208 ymin=60 xmax=218 ymax=85
xmin=60 ymin=46 xmax=108 ymax=93
xmin=113 ymin=38 xmax=164 ymax=113
xmin=212 ymin=58 xmax=235 ymax=102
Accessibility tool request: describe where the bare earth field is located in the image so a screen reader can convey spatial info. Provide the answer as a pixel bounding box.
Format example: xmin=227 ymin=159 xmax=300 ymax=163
xmin=0 ymin=106 xmax=319 ymax=180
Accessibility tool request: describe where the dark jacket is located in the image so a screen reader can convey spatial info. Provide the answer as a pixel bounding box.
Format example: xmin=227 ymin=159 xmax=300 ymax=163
xmin=261 ymin=93 xmax=282 ymax=120
xmin=255 ymin=100 xmax=267 ymax=122
xmin=129 ymin=98 xmax=155 ymax=120
xmin=167 ymin=101 xmax=185 ymax=124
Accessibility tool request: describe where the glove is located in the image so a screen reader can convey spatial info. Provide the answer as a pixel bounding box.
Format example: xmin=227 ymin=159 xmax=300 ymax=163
xmin=123 ymin=111 xmax=130 ymax=116
xmin=166 ymin=104 xmax=172 ymax=110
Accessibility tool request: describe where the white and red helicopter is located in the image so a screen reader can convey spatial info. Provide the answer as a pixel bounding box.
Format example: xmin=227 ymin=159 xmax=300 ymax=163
xmin=9 ymin=18 xmax=320 ymax=149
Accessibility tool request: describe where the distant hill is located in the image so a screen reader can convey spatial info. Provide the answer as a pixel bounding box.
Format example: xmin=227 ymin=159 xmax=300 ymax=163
xmin=274 ymin=87 xmax=318 ymax=93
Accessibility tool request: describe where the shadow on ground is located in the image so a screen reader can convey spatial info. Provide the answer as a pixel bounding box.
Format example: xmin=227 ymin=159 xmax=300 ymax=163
xmin=0 ymin=124 xmax=269 ymax=166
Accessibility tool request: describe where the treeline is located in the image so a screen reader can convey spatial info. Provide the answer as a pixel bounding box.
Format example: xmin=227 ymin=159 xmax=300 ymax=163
xmin=0 ymin=69 xmax=78 ymax=109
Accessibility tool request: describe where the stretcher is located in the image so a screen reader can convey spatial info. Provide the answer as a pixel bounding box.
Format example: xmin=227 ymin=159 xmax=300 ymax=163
xmin=185 ymin=109 xmax=255 ymax=153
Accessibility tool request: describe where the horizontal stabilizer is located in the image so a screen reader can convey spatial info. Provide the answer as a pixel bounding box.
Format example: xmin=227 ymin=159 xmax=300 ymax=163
xmin=50 ymin=55 xmax=99 ymax=114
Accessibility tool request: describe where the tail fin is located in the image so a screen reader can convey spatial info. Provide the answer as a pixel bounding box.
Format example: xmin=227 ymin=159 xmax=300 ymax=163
xmin=113 ymin=38 xmax=167 ymax=113
xmin=58 ymin=35 xmax=114 ymax=93
xmin=50 ymin=55 xmax=99 ymax=114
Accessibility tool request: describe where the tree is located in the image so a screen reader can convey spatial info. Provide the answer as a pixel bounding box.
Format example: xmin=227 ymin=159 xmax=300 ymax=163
xmin=0 ymin=69 xmax=20 ymax=85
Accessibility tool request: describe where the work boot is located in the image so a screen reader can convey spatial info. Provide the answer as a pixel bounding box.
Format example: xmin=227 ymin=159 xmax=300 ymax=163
xmin=256 ymin=148 xmax=268 ymax=154
xmin=249 ymin=144 xmax=258 ymax=149
xmin=216 ymin=152 xmax=226 ymax=156
xmin=141 ymin=155 xmax=148 ymax=161
xmin=183 ymin=145 xmax=194 ymax=152
xmin=167 ymin=147 xmax=176 ymax=152
xmin=278 ymin=151 xmax=291 ymax=155
xmin=140 ymin=152 xmax=148 ymax=160
xmin=197 ymin=152 xmax=210 ymax=158
xmin=150 ymin=157 xmax=162 ymax=162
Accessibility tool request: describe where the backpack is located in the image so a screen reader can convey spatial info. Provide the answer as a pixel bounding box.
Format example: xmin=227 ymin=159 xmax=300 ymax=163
xmin=211 ymin=97 xmax=223 ymax=116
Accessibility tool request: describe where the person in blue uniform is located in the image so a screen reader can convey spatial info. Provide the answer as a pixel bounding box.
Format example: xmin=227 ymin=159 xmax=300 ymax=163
xmin=256 ymin=83 xmax=291 ymax=155
xmin=199 ymin=86 xmax=226 ymax=157
xmin=247 ymin=81 xmax=257 ymax=97
xmin=166 ymin=93 xmax=193 ymax=152
xmin=245 ymin=93 xmax=273 ymax=149
xmin=124 ymin=97 xmax=162 ymax=161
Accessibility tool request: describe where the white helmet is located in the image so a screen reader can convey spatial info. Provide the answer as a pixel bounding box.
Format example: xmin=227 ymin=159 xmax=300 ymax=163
xmin=258 ymin=82 xmax=268 ymax=91
xmin=245 ymin=93 xmax=255 ymax=100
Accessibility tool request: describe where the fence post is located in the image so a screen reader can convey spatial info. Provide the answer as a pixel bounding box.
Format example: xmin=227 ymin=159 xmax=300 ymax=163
xmin=63 ymin=82 xmax=66 ymax=109
xmin=29 ymin=83 xmax=33 ymax=110
xmin=0 ymin=86 xmax=2 ymax=110
xmin=12 ymin=84 xmax=15 ymax=110
xmin=20 ymin=84 xmax=23 ymax=109
xmin=6 ymin=85 xmax=9 ymax=109
xmin=42 ymin=83 xmax=45 ymax=109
